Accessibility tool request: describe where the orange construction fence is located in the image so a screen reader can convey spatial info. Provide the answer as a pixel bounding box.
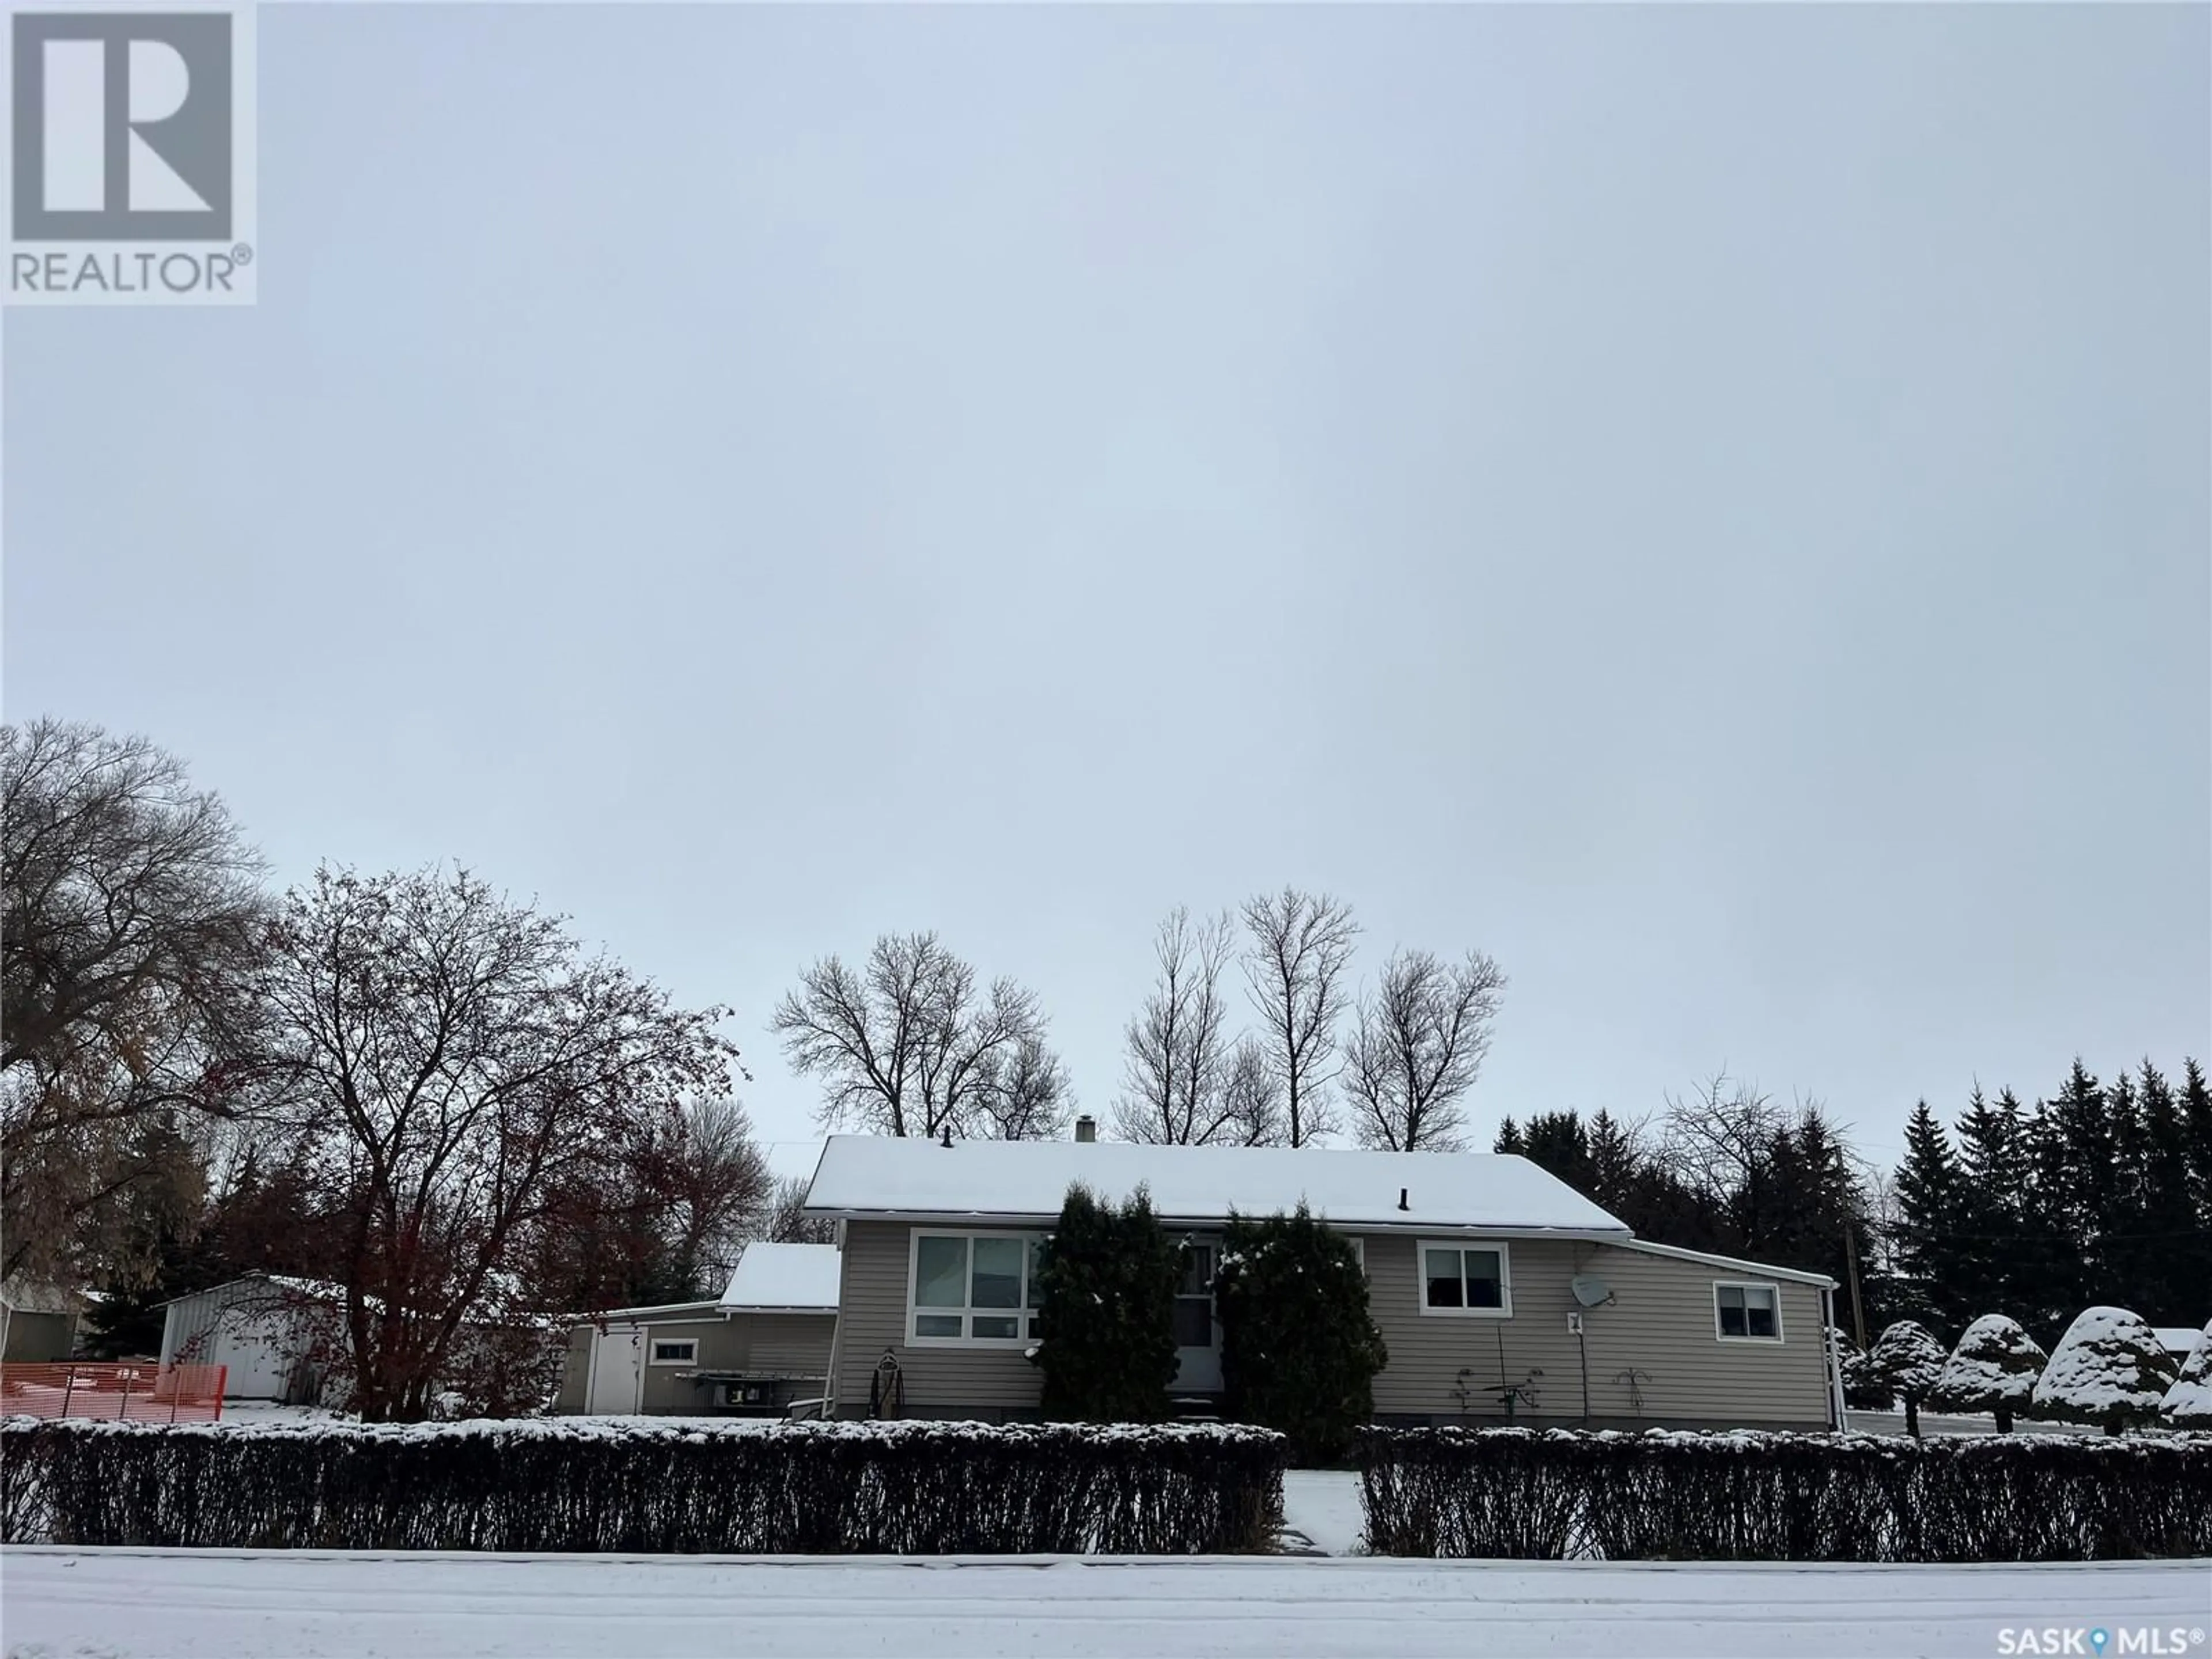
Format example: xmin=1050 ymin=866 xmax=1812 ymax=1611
xmin=0 ymin=1362 xmax=227 ymax=1422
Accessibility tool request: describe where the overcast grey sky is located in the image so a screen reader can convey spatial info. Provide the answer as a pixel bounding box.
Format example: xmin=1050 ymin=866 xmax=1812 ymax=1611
xmin=6 ymin=4 xmax=2207 ymax=1177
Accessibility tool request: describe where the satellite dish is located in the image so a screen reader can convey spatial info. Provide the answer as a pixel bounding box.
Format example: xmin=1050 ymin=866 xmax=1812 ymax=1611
xmin=1571 ymin=1274 xmax=1614 ymax=1309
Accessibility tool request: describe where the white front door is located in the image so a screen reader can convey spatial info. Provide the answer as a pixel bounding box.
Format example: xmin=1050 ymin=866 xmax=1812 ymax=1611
xmin=588 ymin=1326 xmax=643 ymax=1414
xmin=1172 ymin=1242 xmax=1222 ymax=1393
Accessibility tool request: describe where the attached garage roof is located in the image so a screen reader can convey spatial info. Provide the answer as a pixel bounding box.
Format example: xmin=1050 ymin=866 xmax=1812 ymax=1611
xmin=803 ymin=1135 xmax=1633 ymax=1237
xmin=718 ymin=1242 xmax=842 ymax=1312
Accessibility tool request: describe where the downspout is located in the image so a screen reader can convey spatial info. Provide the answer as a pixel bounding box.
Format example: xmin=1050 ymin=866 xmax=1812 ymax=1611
xmin=819 ymin=1218 xmax=850 ymax=1421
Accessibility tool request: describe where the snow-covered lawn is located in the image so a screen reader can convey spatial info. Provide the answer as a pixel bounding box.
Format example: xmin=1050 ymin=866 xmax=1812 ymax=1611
xmin=2 ymin=1551 xmax=2203 ymax=1659
xmin=1279 ymin=1469 xmax=1366 ymax=1554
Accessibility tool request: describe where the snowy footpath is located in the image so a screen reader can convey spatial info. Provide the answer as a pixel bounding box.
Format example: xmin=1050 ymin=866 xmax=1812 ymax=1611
xmin=3 ymin=1548 xmax=2206 ymax=1659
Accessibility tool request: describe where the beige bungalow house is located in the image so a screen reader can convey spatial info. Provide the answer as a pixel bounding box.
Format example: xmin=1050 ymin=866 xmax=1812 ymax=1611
xmin=558 ymin=1241 xmax=842 ymax=1416
xmin=804 ymin=1127 xmax=1844 ymax=1430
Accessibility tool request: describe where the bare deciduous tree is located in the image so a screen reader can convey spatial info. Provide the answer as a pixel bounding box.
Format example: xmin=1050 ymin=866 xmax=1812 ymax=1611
xmin=643 ymin=1096 xmax=774 ymax=1292
xmin=1661 ymin=1069 xmax=1784 ymax=1202
xmin=1218 ymin=1035 xmax=1286 ymax=1146
xmin=764 ymin=1172 xmax=834 ymax=1244
xmin=1240 ymin=888 xmax=1359 ymax=1146
xmin=1344 ymin=947 xmax=1508 ymax=1152
xmin=1 ymin=719 xmax=269 ymax=1287
xmin=1112 ymin=907 xmax=1250 ymax=1145
xmin=255 ymin=865 xmax=737 ymax=1421
xmin=771 ymin=931 xmax=1066 ymax=1141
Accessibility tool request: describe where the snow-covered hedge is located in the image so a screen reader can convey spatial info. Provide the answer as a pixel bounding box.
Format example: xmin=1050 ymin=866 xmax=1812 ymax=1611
xmin=1357 ymin=1427 xmax=2212 ymax=1562
xmin=0 ymin=1416 xmax=1286 ymax=1555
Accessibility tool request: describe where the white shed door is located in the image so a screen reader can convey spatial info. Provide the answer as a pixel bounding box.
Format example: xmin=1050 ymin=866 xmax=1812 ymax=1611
xmin=207 ymin=1313 xmax=294 ymax=1399
xmin=589 ymin=1327 xmax=643 ymax=1414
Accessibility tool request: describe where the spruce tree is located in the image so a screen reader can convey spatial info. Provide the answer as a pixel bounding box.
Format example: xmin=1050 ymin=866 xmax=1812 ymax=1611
xmin=2131 ymin=1062 xmax=2203 ymax=1325
xmin=1891 ymin=1101 xmax=1967 ymax=1338
xmin=1493 ymin=1117 xmax=1525 ymax=1156
xmin=1520 ymin=1112 xmax=1594 ymax=1191
xmin=1954 ymin=1086 xmax=2032 ymax=1325
xmin=1031 ymin=1183 xmax=1180 ymax=1422
xmin=2024 ymin=1088 xmax=2090 ymax=1336
xmin=2179 ymin=1059 xmax=2212 ymax=1237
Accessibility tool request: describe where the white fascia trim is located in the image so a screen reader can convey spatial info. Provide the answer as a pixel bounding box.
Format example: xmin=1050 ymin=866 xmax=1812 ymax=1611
xmin=1610 ymin=1237 xmax=1838 ymax=1289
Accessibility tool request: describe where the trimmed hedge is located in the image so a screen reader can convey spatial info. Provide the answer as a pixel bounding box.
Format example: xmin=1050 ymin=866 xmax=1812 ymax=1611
xmin=1 ymin=1416 xmax=1286 ymax=1555
xmin=1358 ymin=1427 xmax=2212 ymax=1562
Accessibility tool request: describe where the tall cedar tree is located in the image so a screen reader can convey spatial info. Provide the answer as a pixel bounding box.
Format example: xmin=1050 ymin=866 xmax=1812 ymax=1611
xmin=1213 ymin=1206 xmax=1387 ymax=1461
xmin=1031 ymin=1184 xmax=1180 ymax=1422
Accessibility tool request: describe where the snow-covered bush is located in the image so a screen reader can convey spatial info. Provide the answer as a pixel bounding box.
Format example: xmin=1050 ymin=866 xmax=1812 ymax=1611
xmin=1356 ymin=1426 xmax=2212 ymax=1562
xmin=2158 ymin=1321 xmax=2212 ymax=1431
xmin=1839 ymin=1342 xmax=1893 ymax=1410
xmin=2031 ymin=1306 xmax=2177 ymax=1435
xmin=1867 ymin=1321 xmax=1946 ymax=1435
xmin=0 ymin=1416 xmax=1286 ymax=1554
xmin=1214 ymin=1205 xmax=1386 ymax=1462
xmin=1928 ymin=1315 xmax=2047 ymax=1433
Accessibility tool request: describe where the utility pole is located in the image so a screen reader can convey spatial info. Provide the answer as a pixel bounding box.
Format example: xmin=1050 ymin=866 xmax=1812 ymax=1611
xmin=1844 ymin=1223 xmax=1868 ymax=1349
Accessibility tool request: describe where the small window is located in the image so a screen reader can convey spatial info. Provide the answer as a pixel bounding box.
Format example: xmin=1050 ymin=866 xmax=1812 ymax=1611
xmin=1419 ymin=1241 xmax=1512 ymax=1317
xmin=1714 ymin=1283 xmax=1782 ymax=1342
xmin=647 ymin=1338 xmax=698 ymax=1365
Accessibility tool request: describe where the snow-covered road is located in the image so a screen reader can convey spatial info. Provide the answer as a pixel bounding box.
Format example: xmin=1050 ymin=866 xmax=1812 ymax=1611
xmin=3 ymin=1549 xmax=2205 ymax=1659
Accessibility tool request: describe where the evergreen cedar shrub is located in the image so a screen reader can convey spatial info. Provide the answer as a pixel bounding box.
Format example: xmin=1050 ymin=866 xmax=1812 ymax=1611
xmin=1866 ymin=1321 xmax=1946 ymax=1436
xmin=1838 ymin=1342 xmax=1895 ymax=1411
xmin=0 ymin=1418 xmax=1286 ymax=1555
xmin=1213 ymin=1205 xmax=1387 ymax=1463
xmin=1357 ymin=1427 xmax=2212 ymax=1563
xmin=1928 ymin=1315 xmax=2048 ymax=1433
xmin=2159 ymin=1322 xmax=2212 ymax=1430
xmin=1031 ymin=1183 xmax=1180 ymax=1423
xmin=2031 ymin=1306 xmax=2179 ymax=1435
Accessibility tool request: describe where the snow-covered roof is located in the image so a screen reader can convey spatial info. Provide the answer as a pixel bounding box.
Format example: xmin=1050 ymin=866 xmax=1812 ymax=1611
xmin=803 ymin=1136 xmax=1633 ymax=1236
xmin=1606 ymin=1238 xmax=1837 ymax=1289
xmin=719 ymin=1243 xmax=842 ymax=1312
xmin=2152 ymin=1326 xmax=2203 ymax=1355
xmin=0 ymin=1278 xmax=81 ymax=1316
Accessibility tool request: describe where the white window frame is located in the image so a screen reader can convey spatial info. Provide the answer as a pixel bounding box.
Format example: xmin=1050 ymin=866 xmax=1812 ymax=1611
xmin=646 ymin=1337 xmax=699 ymax=1366
xmin=1417 ymin=1238 xmax=1513 ymax=1319
xmin=906 ymin=1229 xmax=1046 ymax=1349
xmin=1712 ymin=1281 xmax=1785 ymax=1344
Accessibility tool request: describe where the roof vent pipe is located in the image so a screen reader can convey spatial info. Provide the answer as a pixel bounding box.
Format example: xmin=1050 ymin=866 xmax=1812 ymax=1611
xmin=940 ymin=1124 xmax=952 ymax=1149
xmin=1074 ymin=1115 xmax=1097 ymax=1143
xmin=1398 ymin=1187 xmax=1410 ymax=1212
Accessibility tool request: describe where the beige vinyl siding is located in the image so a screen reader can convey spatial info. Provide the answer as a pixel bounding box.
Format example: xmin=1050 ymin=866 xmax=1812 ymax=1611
xmin=743 ymin=1313 xmax=836 ymax=1376
xmin=634 ymin=1317 xmax=743 ymax=1415
xmin=1361 ymin=1234 xmax=1831 ymax=1427
xmin=832 ymin=1219 xmax=1042 ymax=1419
